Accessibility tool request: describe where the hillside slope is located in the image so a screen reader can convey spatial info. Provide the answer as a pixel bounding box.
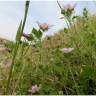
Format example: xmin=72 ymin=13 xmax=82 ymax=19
xmin=0 ymin=15 xmax=96 ymax=94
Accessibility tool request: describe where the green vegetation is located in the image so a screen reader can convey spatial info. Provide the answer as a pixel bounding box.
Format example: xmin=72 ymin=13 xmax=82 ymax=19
xmin=0 ymin=1 xmax=96 ymax=95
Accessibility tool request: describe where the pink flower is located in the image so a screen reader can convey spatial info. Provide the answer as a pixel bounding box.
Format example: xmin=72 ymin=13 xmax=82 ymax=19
xmin=28 ymin=84 xmax=40 ymax=94
xmin=63 ymin=3 xmax=76 ymax=12
xmin=60 ymin=48 xmax=74 ymax=53
xmin=22 ymin=33 xmax=30 ymax=39
xmin=37 ymin=21 xmax=52 ymax=31
xmin=22 ymin=33 xmax=33 ymax=41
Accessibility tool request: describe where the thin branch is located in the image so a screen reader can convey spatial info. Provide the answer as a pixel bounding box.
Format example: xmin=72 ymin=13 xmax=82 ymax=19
xmin=57 ymin=0 xmax=62 ymax=9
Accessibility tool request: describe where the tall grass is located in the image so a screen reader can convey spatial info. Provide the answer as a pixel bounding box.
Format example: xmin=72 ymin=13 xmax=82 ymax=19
xmin=5 ymin=1 xmax=30 ymax=94
xmin=1 ymin=1 xmax=96 ymax=95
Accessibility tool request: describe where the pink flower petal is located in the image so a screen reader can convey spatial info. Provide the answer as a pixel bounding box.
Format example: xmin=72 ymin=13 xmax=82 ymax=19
xmin=60 ymin=48 xmax=74 ymax=53
xmin=36 ymin=21 xmax=52 ymax=31
xmin=28 ymin=84 xmax=40 ymax=94
xmin=62 ymin=3 xmax=76 ymax=11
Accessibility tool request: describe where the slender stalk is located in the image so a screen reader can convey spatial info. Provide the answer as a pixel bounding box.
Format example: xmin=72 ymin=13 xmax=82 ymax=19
xmin=5 ymin=1 xmax=30 ymax=94
xmin=57 ymin=0 xmax=62 ymax=9
xmin=5 ymin=43 xmax=19 ymax=94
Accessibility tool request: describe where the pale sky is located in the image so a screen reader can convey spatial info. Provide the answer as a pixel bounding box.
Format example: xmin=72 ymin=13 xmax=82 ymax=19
xmin=0 ymin=1 xmax=96 ymax=41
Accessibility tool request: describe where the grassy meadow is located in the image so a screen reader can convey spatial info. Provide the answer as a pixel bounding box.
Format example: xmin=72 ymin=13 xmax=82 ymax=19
xmin=0 ymin=1 xmax=96 ymax=95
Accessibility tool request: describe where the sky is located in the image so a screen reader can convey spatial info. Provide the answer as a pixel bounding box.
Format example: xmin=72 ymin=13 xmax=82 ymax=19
xmin=0 ymin=1 xmax=96 ymax=41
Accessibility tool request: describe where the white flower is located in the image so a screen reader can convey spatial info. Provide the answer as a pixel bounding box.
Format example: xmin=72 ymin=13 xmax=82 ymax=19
xmin=28 ymin=84 xmax=40 ymax=94
xmin=60 ymin=48 xmax=74 ymax=53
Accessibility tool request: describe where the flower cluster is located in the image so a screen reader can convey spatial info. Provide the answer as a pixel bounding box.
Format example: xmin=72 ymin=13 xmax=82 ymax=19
xmin=22 ymin=22 xmax=52 ymax=42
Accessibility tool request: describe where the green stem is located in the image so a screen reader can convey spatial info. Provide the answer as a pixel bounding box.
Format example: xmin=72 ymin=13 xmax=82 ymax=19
xmin=5 ymin=1 xmax=30 ymax=94
xmin=5 ymin=43 xmax=19 ymax=94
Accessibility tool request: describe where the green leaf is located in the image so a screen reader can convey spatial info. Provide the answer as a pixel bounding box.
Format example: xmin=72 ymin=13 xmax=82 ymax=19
xmin=32 ymin=28 xmax=42 ymax=39
xmin=38 ymin=29 xmax=42 ymax=38
xmin=16 ymin=20 xmax=22 ymax=42
xmin=64 ymin=28 xmax=68 ymax=33
xmin=72 ymin=16 xmax=79 ymax=20
xmin=61 ymin=9 xmax=65 ymax=15
xmin=32 ymin=27 xmax=37 ymax=34
xmin=27 ymin=34 xmax=34 ymax=41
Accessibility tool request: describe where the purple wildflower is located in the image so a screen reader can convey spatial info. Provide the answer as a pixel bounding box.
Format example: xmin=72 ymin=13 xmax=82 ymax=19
xmin=28 ymin=84 xmax=40 ymax=94
xmin=63 ymin=3 xmax=76 ymax=12
xmin=22 ymin=33 xmax=33 ymax=41
xmin=22 ymin=33 xmax=30 ymax=39
xmin=60 ymin=48 xmax=74 ymax=53
xmin=36 ymin=21 xmax=52 ymax=31
xmin=63 ymin=4 xmax=76 ymax=12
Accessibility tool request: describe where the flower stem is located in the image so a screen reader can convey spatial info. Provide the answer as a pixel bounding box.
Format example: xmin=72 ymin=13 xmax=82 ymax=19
xmin=5 ymin=1 xmax=30 ymax=94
